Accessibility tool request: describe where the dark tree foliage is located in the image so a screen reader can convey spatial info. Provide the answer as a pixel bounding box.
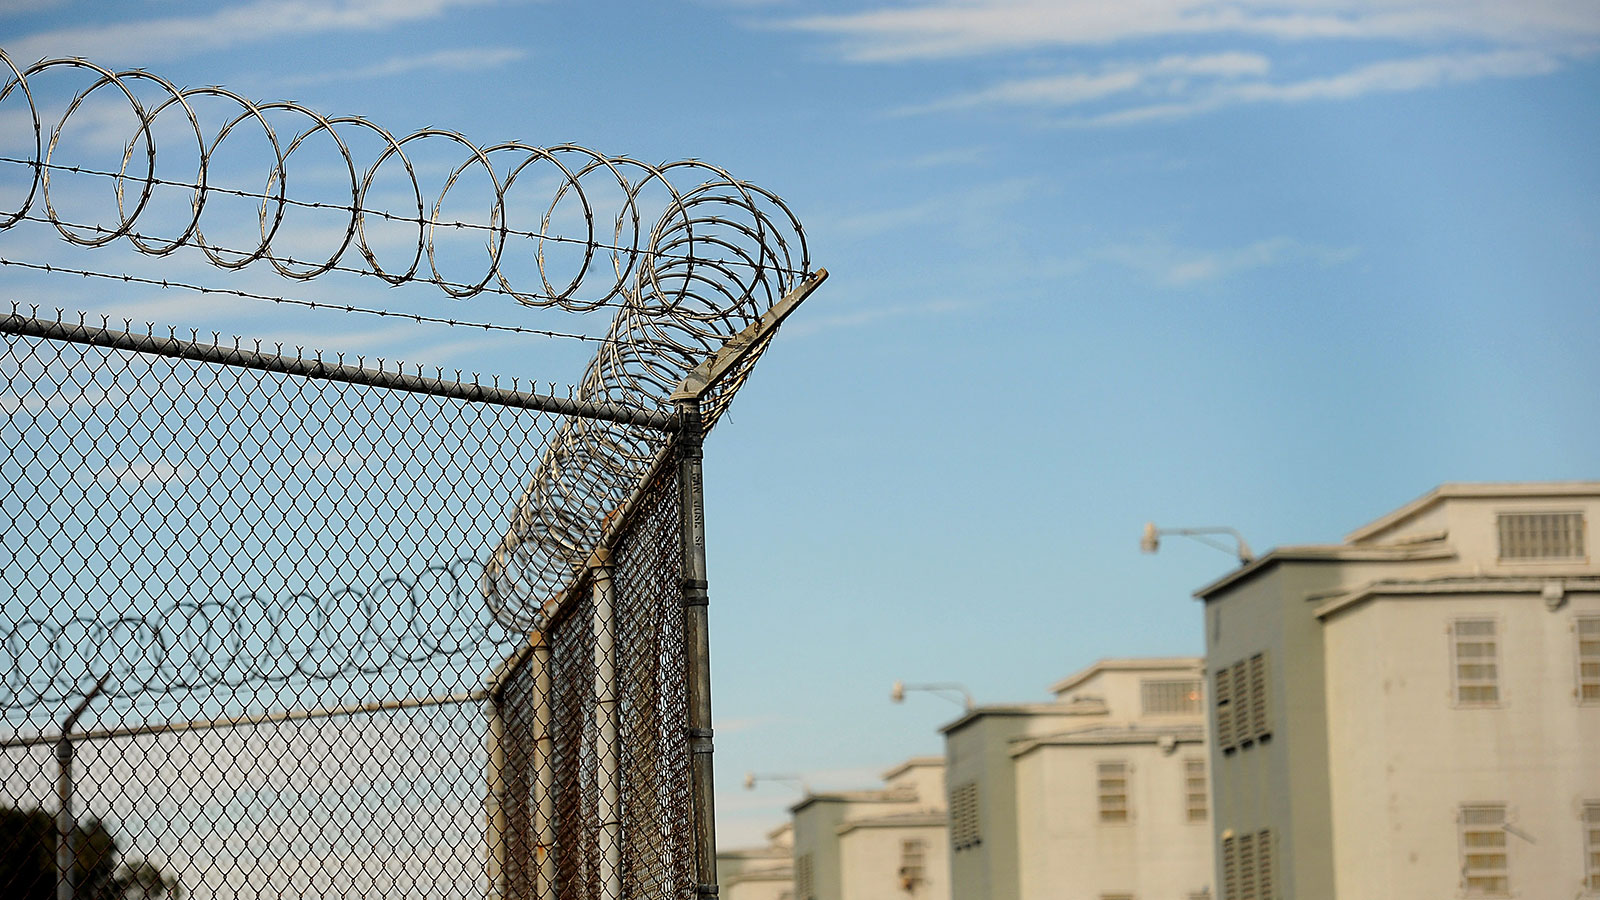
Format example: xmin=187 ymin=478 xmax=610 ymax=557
xmin=0 ymin=806 xmax=148 ymax=900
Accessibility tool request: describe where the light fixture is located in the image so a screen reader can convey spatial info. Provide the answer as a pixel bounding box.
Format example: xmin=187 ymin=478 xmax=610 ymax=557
xmin=890 ymin=680 xmax=974 ymax=710
xmin=1141 ymin=523 xmax=1254 ymax=564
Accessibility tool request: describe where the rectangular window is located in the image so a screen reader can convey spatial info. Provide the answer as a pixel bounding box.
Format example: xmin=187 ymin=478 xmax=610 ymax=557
xmin=1220 ymin=830 xmax=1274 ymax=900
xmin=1579 ymin=618 xmax=1600 ymax=704
xmin=1141 ymin=678 xmax=1203 ymax=715
xmin=1216 ymin=655 xmax=1272 ymax=752
xmin=950 ymin=782 xmax=981 ymax=850
xmin=1238 ymin=831 xmax=1257 ymax=900
xmin=1221 ymin=835 xmax=1238 ymax=900
xmin=1459 ymin=805 xmax=1509 ymax=896
xmin=1454 ymin=619 xmax=1500 ymax=705
xmin=1584 ymin=802 xmax=1600 ymax=893
xmin=899 ymin=838 xmax=926 ymax=889
xmin=1257 ymin=829 xmax=1274 ymax=900
xmin=1185 ymin=758 xmax=1208 ymax=823
xmin=795 ymin=853 xmax=814 ymax=900
xmin=1100 ymin=895 xmax=1134 ymax=900
xmin=1498 ymin=511 xmax=1586 ymax=560
xmin=1098 ymin=761 xmax=1130 ymax=824
xmin=1214 ymin=666 xmax=1236 ymax=752
xmin=1247 ymin=653 xmax=1271 ymax=742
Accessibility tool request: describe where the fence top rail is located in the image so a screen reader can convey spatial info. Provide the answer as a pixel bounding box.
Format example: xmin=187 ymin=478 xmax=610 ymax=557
xmin=0 ymin=310 xmax=675 ymax=430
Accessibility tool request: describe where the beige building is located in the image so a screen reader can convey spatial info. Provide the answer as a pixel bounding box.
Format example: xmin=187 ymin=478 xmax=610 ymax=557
xmin=790 ymin=757 xmax=949 ymax=900
xmin=944 ymin=658 xmax=1214 ymax=900
xmin=720 ymin=823 xmax=796 ymax=900
xmin=1197 ymin=482 xmax=1600 ymax=900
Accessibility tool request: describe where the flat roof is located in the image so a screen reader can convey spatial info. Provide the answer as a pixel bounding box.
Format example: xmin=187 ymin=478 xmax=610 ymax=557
xmin=1345 ymin=481 xmax=1600 ymax=543
xmin=1049 ymin=656 xmax=1202 ymax=695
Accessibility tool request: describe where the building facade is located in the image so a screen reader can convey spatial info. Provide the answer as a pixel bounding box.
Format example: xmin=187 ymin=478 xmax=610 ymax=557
xmin=1197 ymin=482 xmax=1600 ymax=899
xmin=790 ymin=757 xmax=949 ymax=900
xmin=720 ymin=822 xmax=796 ymax=900
xmin=944 ymin=658 xmax=1214 ymax=900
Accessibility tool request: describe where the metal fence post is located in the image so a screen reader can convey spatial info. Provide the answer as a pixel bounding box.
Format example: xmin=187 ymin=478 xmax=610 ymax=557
xmin=590 ymin=549 xmax=622 ymax=900
xmin=675 ymin=399 xmax=718 ymax=899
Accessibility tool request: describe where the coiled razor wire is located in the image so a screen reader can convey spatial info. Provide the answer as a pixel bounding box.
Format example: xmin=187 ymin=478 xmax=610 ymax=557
xmin=0 ymin=50 xmax=813 ymax=635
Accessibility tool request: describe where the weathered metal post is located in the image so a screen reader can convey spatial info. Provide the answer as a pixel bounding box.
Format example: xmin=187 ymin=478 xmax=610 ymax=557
xmin=590 ymin=549 xmax=622 ymax=899
xmin=675 ymin=397 xmax=719 ymax=899
xmin=56 ymin=672 xmax=111 ymax=900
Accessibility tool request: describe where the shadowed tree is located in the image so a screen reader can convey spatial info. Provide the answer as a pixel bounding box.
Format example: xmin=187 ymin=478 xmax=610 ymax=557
xmin=0 ymin=806 xmax=160 ymax=900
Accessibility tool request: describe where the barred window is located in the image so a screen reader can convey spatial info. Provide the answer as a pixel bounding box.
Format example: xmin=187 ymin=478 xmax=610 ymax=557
xmin=1185 ymin=757 xmax=1208 ymax=823
xmin=795 ymin=853 xmax=814 ymax=900
xmin=899 ymin=838 xmax=926 ymax=888
xmin=950 ymin=782 xmax=981 ymax=850
xmin=1215 ymin=654 xmax=1271 ymax=753
xmin=1453 ymin=619 xmax=1500 ymax=706
xmin=1579 ymin=618 xmax=1600 ymax=704
xmin=1498 ymin=511 xmax=1585 ymax=560
xmin=1459 ymin=805 xmax=1509 ymax=896
xmin=1220 ymin=829 xmax=1274 ymax=900
xmin=1097 ymin=761 xmax=1130 ymax=824
xmin=1141 ymin=678 xmax=1203 ymax=715
xmin=1584 ymin=802 xmax=1600 ymax=893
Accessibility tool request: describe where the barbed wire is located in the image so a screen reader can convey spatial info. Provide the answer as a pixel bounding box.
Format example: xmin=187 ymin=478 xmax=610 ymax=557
xmin=0 ymin=153 xmax=810 ymax=280
xmin=0 ymin=49 xmax=815 ymax=633
xmin=0 ymin=256 xmax=612 ymax=344
xmin=1 ymin=555 xmax=511 ymax=711
xmin=0 ymin=53 xmax=808 ymax=311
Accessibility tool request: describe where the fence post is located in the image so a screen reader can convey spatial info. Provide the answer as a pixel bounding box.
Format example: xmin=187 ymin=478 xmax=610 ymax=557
xmin=675 ymin=398 xmax=718 ymax=899
xmin=590 ymin=549 xmax=622 ymax=899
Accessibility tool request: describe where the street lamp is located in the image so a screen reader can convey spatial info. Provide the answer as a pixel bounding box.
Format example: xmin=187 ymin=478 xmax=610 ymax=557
xmin=1140 ymin=523 xmax=1254 ymax=565
xmin=890 ymin=680 xmax=974 ymax=710
xmin=743 ymin=772 xmax=806 ymax=793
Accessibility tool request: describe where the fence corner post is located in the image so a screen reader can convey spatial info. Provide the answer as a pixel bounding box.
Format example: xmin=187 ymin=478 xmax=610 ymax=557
xmin=675 ymin=397 xmax=719 ymax=900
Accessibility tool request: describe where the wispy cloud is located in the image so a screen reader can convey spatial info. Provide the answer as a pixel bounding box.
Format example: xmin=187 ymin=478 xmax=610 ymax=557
xmin=781 ymin=1 xmax=1599 ymax=123
xmin=900 ymin=52 xmax=1269 ymax=115
xmin=784 ymin=1 xmax=1600 ymax=63
xmin=6 ymin=0 xmax=508 ymax=67
xmin=1094 ymin=235 xmax=1358 ymax=286
xmin=1069 ymin=48 xmax=1565 ymax=125
xmin=275 ymin=46 xmax=527 ymax=89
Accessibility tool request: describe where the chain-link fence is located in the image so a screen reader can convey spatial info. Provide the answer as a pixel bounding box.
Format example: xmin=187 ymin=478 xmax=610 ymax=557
xmin=1 ymin=311 xmax=702 ymax=900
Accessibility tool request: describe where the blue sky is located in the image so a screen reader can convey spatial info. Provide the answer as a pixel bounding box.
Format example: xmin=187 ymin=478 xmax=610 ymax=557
xmin=2 ymin=0 xmax=1597 ymax=847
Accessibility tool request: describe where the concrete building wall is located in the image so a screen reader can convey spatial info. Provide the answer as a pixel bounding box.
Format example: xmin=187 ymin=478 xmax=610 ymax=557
xmin=836 ymin=822 xmax=948 ymax=900
xmin=1322 ymin=587 xmax=1600 ymax=898
xmin=944 ymin=709 xmax=1092 ymax=900
xmin=1200 ymin=482 xmax=1600 ymax=900
xmin=1014 ymin=738 xmax=1212 ymax=900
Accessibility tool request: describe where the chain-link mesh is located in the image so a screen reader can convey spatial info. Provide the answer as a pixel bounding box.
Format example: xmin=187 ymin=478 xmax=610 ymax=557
xmin=1 ymin=315 xmax=694 ymax=900
xmin=493 ymin=459 xmax=691 ymax=900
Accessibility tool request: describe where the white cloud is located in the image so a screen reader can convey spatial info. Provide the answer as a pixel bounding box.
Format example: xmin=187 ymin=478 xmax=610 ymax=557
xmin=781 ymin=0 xmax=1599 ymax=123
xmin=1095 ymin=235 xmax=1358 ymax=286
xmin=784 ymin=1 xmax=1600 ymax=63
xmin=6 ymin=0 xmax=510 ymax=67
xmin=1068 ymin=48 xmax=1565 ymax=125
xmin=902 ymin=52 xmax=1270 ymax=114
xmin=274 ymin=46 xmax=527 ymax=89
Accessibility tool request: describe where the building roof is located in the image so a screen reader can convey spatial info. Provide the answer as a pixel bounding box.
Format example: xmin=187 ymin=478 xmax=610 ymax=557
xmin=834 ymin=810 xmax=947 ymax=836
xmin=1049 ymin=656 xmax=1203 ymax=695
xmin=881 ymin=756 xmax=944 ymax=781
xmin=1344 ymin=481 xmax=1600 ymax=544
xmin=1312 ymin=574 xmax=1600 ymax=620
xmin=1009 ymin=722 xmax=1206 ymax=760
xmin=938 ymin=700 xmax=1107 ymax=736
